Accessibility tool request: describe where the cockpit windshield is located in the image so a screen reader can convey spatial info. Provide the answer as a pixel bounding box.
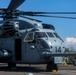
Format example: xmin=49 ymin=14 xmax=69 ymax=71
xmin=54 ymin=33 xmax=64 ymax=42
xmin=47 ymin=32 xmax=54 ymax=37
xmin=54 ymin=33 xmax=59 ymax=38
xmin=24 ymin=32 xmax=48 ymax=42
xmin=36 ymin=32 xmax=47 ymax=38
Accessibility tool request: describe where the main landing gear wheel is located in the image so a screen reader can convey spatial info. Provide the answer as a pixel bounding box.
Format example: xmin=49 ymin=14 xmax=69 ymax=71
xmin=46 ymin=61 xmax=58 ymax=72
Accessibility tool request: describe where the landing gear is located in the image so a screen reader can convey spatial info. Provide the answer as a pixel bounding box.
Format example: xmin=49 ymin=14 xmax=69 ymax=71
xmin=73 ymin=60 xmax=76 ymax=66
xmin=46 ymin=61 xmax=58 ymax=72
xmin=8 ymin=63 xmax=16 ymax=68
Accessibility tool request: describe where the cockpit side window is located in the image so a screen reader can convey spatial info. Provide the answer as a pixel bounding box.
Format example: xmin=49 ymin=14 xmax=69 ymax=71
xmin=47 ymin=32 xmax=54 ymax=37
xmin=36 ymin=32 xmax=47 ymax=38
xmin=37 ymin=39 xmax=49 ymax=49
xmin=54 ymin=33 xmax=59 ymax=38
xmin=24 ymin=32 xmax=34 ymax=42
xmin=54 ymin=33 xmax=64 ymax=42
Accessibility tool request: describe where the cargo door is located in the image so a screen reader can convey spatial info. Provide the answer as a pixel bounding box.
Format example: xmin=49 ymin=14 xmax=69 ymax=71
xmin=15 ymin=38 xmax=22 ymax=61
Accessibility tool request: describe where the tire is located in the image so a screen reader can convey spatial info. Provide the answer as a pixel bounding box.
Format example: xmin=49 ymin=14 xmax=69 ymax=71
xmin=46 ymin=64 xmax=52 ymax=72
xmin=53 ymin=64 xmax=58 ymax=71
xmin=46 ymin=63 xmax=58 ymax=72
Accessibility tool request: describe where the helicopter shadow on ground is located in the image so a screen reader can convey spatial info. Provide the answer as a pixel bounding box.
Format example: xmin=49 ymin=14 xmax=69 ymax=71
xmin=0 ymin=65 xmax=45 ymax=72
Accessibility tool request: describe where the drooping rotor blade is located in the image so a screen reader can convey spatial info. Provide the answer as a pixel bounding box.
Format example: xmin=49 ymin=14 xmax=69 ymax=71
xmin=21 ymin=11 xmax=76 ymax=15
xmin=20 ymin=16 xmax=42 ymax=22
xmin=7 ymin=0 xmax=25 ymax=11
xmin=29 ymin=14 xmax=76 ymax=19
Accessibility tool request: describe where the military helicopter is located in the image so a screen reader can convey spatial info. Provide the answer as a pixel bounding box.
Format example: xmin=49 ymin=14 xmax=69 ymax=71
xmin=0 ymin=0 xmax=76 ymax=72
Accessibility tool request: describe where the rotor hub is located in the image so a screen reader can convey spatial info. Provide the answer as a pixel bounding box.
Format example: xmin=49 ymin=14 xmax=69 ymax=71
xmin=0 ymin=9 xmax=21 ymax=19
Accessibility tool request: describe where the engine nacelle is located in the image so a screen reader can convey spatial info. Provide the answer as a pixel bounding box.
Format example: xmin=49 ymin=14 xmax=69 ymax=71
xmin=1 ymin=21 xmax=19 ymax=36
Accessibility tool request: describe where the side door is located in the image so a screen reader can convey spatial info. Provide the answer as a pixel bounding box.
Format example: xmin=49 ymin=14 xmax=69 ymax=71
xmin=23 ymin=32 xmax=39 ymax=63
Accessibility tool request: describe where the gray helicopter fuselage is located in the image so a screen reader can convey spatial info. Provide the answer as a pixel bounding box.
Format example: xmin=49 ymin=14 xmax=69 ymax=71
xmin=0 ymin=0 xmax=76 ymax=71
xmin=0 ymin=29 xmax=50 ymax=64
xmin=0 ymin=19 xmax=65 ymax=64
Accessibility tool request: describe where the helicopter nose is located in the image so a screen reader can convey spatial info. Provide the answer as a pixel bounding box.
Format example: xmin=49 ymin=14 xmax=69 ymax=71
xmin=41 ymin=46 xmax=65 ymax=60
xmin=48 ymin=41 xmax=65 ymax=53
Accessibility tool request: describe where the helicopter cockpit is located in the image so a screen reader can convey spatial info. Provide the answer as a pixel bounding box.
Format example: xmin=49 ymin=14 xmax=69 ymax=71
xmin=23 ymin=31 xmax=50 ymax=50
xmin=23 ymin=28 xmax=64 ymax=54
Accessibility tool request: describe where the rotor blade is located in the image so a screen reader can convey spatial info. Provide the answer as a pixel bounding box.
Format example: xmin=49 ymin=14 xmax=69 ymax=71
xmin=21 ymin=11 xmax=76 ymax=15
xmin=7 ymin=0 xmax=25 ymax=10
xmin=20 ymin=16 xmax=42 ymax=22
xmin=30 ymin=14 xmax=76 ymax=19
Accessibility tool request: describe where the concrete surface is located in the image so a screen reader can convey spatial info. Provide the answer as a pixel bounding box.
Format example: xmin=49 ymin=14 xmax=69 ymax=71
xmin=0 ymin=63 xmax=76 ymax=75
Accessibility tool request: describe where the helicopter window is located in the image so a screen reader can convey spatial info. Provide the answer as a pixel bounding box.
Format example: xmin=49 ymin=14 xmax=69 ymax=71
xmin=47 ymin=32 xmax=54 ymax=37
xmin=37 ymin=39 xmax=49 ymax=49
xmin=35 ymin=32 xmax=47 ymax=38
xmin=54 ymin=33 xmax=64 ymax=42
xmin=24 ymin=32 xmax=34 ymax=42
xmin=54 ymin=33 xmax=59 ymax=38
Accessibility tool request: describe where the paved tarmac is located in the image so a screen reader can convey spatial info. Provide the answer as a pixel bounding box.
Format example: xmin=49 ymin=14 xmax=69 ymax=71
xmin=0 ymin=64 xmax=76 ymax=75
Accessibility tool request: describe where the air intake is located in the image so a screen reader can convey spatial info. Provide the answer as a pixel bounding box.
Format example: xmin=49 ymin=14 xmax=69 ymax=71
xmin=1 ymin=21 xmax=19 ymax=36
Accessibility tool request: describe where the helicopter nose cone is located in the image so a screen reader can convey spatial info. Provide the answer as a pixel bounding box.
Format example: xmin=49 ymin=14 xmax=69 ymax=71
xmin=47 ymin=39 xmax=65 ymax=53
